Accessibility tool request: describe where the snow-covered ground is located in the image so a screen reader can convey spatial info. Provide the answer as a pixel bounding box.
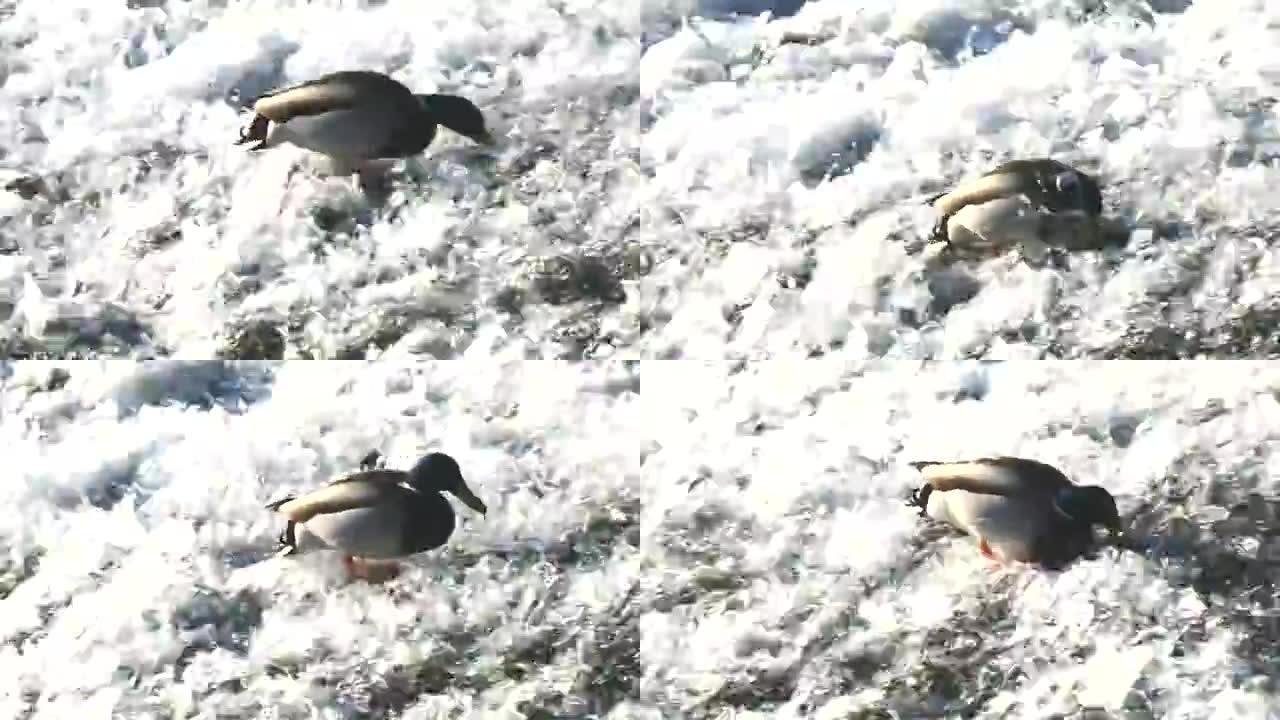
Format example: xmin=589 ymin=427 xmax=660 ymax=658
xmin=14 ymin=358 xmax=1279 ymax=719
xmin=0 ymin=360 xmax=641 ymax=718
xmin=4 ymin=0 xmax=1280 ymax=717
xmin=0 ymin=0 xmax=641 ymax=359
xmin=4 ymin=0 xmax=1278 ymax=360
xmin=638 ymin=0 xmax=1280 ymax=359
xmin=640 ymin=360 xmax=1280 ymax=718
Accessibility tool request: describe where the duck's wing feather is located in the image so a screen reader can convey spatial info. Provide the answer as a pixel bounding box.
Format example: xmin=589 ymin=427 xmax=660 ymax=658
xmin=925 ymin=158 xmax=1059 ymax=210
xmin=253 ymin=78 xmax=362 ymax=123
xmin=252 ymin=71 xmax=412 ymax=123
xmin=297 ymin=490 xmax=455 ymax=558
xmin=909 ymin=457 xmax=1071 ymax=496
xmin=269 ymin=105 xmax=409 ymax=159
xmin=983 ymin=158 xmax=1065 ymax=178
xmin=300 ymin=505 xmax=409 ymax=558
xmin=983 ymin=158 xmax=1098 ymax=213
xmin=267 ymin=469 xmax=414 ymax=523
xmin=329 ymin=469 xmax=413 ymax=486
xmin=930 ymin=169 xmax=1033 ymax=217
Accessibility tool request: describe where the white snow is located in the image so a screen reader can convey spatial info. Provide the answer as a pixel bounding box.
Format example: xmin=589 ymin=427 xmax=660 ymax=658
xmin=0 ymin=360 xmax=640 ymax=718
xmin=0 ymin=0 xmax=641 ymax=358
xmin=641 ymin=360 xmax=1280 ymax=717
xmin=636 ymin=0 xmax=1280 ymax=359
xmin=3 ymin=0 xmax=1280 ymax=717
xmin=3 ymin=1 xmax=1278 ymax=358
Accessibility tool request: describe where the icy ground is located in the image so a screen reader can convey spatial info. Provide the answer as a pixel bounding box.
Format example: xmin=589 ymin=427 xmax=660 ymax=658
xmin=638 ymin=0 xmax=1280 ymax=359
xmin=0 ymin=0 xmax=641 ymax=359
xmin=640 ymin=360 xmax=1280 ymax=718
xmin=4 ymin=0 xmax=1279 ymax=360
xmin=0 ymin=360 xmax=641 ymax=718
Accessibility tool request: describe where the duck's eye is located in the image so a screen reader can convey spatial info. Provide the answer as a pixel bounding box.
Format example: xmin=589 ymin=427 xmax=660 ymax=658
xmin=1054 ymin=172 xmax=1079 ymax=194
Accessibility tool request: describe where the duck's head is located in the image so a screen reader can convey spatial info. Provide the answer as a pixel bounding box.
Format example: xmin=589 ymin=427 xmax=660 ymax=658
xmin=1053 ymin=485 xmax=1121 ymax=536
xmin=410 ymin=452 xmax=488 ymax=516
xmin=1051 ymin=169 xmax=1103 ymax=216
xmin=417 ymin=93 xmax=495 ymax=146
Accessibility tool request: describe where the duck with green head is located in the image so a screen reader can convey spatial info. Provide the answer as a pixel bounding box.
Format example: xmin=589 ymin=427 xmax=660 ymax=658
xmin=926 ymin=158 xmax=1106 ymax=258
xmin=266 ymin=450 xmax=488 ymax=582
xmin=906 ymin=456 xmax=1123 ymax=570
xmin=236 ymin=70 xmax=496 ymax=177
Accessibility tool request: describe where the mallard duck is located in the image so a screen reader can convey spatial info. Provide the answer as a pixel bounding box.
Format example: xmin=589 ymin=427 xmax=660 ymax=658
xmin=905 ymin=456 xmax=1122 ymax=569
xmin=235 ymin=70 xmax=495 ymax=175
xmin=266 ymin=450 xmax=487 ymax=581
xmin=926 ymin=158 xmax=1104 ymax=254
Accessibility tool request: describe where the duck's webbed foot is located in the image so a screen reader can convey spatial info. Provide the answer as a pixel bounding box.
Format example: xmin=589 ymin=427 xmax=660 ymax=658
xmin=977 ymin=538 xmax=1004 ymax=566
xmin=343 ymin=556 xmax=401 ymax=583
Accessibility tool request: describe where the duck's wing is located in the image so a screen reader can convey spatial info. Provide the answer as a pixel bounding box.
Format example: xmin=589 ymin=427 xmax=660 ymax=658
xmin=909 ymin=457 xmax=1071 ymax=497
xmin=930 ymin=168 xmax=1035 ymax=218
xmin=252 ymin=76 xmax=362 ymax=123
xmin=252 ymin=71 xmax=412 ymax=124
xmin=982 ymin=158 xmax=1066 ymax=179
xmin=296 ymin=487 xmax=454 ymax=558
xmin=984 ymin=158 xmax=1100 ymax=214
xmin=925 ymin=158 xmax=1057 ymax=210
xmin=299 ymin=503 xmax=412 ymax=558
xmin=266 ymin=469 xmax=415 ymax=523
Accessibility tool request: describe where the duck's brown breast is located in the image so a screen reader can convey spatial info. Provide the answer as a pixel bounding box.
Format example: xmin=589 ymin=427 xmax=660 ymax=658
xmin=399 ymin=491 xmax=456 ymax=554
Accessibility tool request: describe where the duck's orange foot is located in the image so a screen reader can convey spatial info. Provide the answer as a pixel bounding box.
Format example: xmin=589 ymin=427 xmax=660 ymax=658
xmin=360 ymin=559 xmax=402 ymax=583
xmin=342 ymin=556 xmax=401 ymax=583
xmin=977 ymin=539 xmax=1003 ymax=565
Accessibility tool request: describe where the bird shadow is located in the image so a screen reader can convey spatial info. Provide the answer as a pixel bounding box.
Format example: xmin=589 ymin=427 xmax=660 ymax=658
xmin=332 ymin=145 xmax=503 ymax=219
xmin=793 ymin=122 xmax=883 ymax=188
xmin=1120 ymin=491 xmax=1280 ymax=677
xmin=922 ymin=264 xmax=983 ymax=319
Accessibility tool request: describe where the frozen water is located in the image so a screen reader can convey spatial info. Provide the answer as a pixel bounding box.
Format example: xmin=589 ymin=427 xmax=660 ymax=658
xmin=0 ymin=359 xmax=641 ymax=717
xmin=637 ymin=0 xmax=1280 ymax=359
xmin=4 ymin=0 xmax=1277 ymax=360
xmin=3 ymin=0 xmax=1280 ymax=717
xmin=639 ymin=360 xmax=1280 ymax=717
xmin=0 ymin=0 xmax=642 ymax=359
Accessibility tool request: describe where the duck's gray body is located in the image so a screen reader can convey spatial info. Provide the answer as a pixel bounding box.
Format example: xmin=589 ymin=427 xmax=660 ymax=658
xmin=237 ymin=70 xmax=494 ymax=169
xmin=267 ymin=452 xmax=487 ymax=565
xmin=270 ymin=102 xmax=428 ymax=161
xmin=928 ymin=158 xmax=1104 ymax=256
xmin=273 ymin=470 xmax=456 ymax=558
xmin=907 ymin=456 xmax=1121 ymax=569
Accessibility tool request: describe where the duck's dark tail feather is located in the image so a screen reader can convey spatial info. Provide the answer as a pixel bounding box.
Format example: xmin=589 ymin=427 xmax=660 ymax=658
xmin=273 ymin=521 xmax=298 ymax=557
xmin=235 ymin=115 xmax=270 ymax=150
xmin=264 ymin=496 xmax=293 ymax=511
xmin=905 ymin=485 xmax=933 ymax=517
xmin=905 ymin=462 xmax=937 ymax=517
xmin=266 ymin=495 xmax=299 ymax=556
